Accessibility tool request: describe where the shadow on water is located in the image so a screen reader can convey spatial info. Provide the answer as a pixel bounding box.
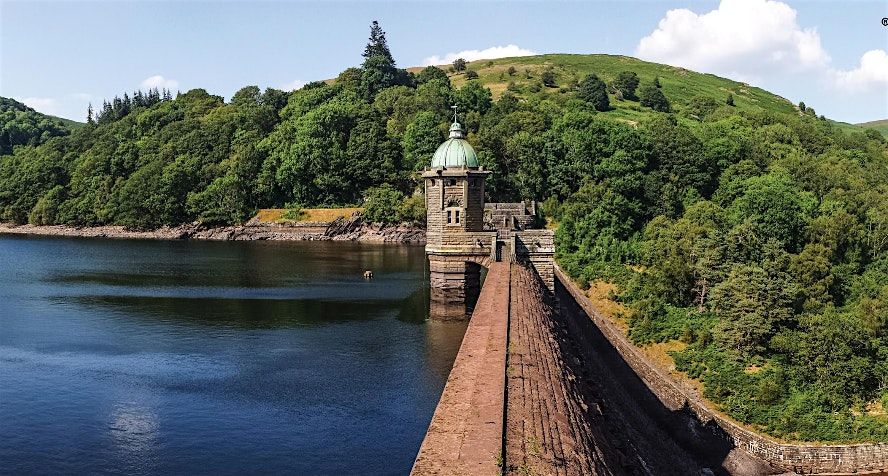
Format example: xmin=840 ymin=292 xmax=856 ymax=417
xmin=0 ymin=236 xmax=469 ymax=475
xmin=552 ymin=279 xmax=782 ymax=476
xmin=61 ymin=295 xmax=405 ymax=328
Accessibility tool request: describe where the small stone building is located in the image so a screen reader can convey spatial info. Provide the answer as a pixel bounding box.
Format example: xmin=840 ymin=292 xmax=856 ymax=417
xmin=423 ymin=117 xmax=554 ymax=318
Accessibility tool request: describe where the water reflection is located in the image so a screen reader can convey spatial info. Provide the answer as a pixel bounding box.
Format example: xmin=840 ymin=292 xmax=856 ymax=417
xmin=109 ymin=402 xmax=160 ymax=473
xmin=0 ymin=236 xmax=466 ymax=475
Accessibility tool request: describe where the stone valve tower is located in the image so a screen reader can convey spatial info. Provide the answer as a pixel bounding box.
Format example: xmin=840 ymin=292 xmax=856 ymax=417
xmin=424 ymin=108 xmax=554 ymax=319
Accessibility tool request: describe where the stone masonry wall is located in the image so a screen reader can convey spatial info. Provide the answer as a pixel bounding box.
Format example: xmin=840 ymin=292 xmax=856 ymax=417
xmin=425 ymin=231 xmax=498 ymax=254
xmin=554 ymin=265 xmax=888 ymax=475
xmin=515 ymin=230 xmax=555 ymax=292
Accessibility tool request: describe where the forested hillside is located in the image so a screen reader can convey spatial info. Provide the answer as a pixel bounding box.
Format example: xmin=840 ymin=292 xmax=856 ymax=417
xmin=0 ymin=98 xmax=76 ymax=156
xmin=2 ymin=23 xmax=888 ymax=442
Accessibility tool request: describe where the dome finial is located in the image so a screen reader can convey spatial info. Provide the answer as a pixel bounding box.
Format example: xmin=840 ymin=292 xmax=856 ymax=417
xmin=448 ymin=105 xmax=464 ymax=139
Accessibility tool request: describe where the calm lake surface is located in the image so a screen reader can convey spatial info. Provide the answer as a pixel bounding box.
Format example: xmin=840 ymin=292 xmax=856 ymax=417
xmin=0 ymin=236 xmax=467 ymax=475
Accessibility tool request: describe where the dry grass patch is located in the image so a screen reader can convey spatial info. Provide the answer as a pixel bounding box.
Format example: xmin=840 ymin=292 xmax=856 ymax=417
xmin=255 ymin=208 xmax=286 ymax=222
xmin=253 ymin=207 xmax=362 ymax=223
xmin=300 ymin=207 xmax=362 ymax=222
xmin=585 ymin=280 xmax=630 ymax=331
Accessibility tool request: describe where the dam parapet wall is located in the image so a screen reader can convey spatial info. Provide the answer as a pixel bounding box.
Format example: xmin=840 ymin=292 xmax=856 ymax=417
xmin=554 ymin=264 xmax=888 ymax=475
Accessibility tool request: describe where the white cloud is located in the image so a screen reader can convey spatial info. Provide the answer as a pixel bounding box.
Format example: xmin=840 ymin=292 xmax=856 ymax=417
xmin=422 ymin=44 xmax=537 ymax=66
xmin=17 ymin=97 xmax=61 ymax=116
xmin=280 ymin=79 xmax=306 ymax=91
xmin=831 ymin=50 xmax=888 ymax=92
xmin=635 ymin=0 xmax=830 ymax=83
xmin=139 ymin=75 xmax=179 ymax=90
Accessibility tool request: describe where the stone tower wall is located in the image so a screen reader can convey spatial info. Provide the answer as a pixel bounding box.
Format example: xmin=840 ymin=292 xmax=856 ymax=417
xmin=424 ymin=173 xmax=487 ymax=238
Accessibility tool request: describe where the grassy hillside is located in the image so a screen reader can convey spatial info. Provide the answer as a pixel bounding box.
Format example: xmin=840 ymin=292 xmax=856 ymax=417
xmin=857 ymin=119 xmax=888 ymax=136
xmin=416 ymin=54 xmax=799 ymax=124
xmin=412 ymin=54 xmax=887 ymax=137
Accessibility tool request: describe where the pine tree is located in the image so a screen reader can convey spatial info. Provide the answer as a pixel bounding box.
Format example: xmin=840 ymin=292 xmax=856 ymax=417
xmin=100 ymin=100 xmax=112 ymax=123
xmin=726 ymin=93 xmax=735 ymax=106
xmin=87 ymin=103 xmax=95 ymax=125
xmin=362 ymin=20 xmax=395 ymax=64
xmin=360 ymin=20 xmax=400 ymax=97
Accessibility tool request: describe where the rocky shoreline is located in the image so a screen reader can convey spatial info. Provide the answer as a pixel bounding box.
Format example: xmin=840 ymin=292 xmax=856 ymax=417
xmin=0 ymin=217 xmax=426 ymax=244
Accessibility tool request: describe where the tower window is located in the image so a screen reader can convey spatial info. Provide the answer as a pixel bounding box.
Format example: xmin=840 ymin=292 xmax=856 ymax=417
xmin=449 ymin=179 xmax=457 ymax=186
xmin=445 ymin=207 xmax=462 ymax=226
xmin=430 ymin=179 xmax=436 ymax=186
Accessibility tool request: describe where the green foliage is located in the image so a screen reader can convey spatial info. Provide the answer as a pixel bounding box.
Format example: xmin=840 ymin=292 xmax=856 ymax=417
xmin=402 ymin=112 xmax=444 ymax=171
xmin=362 ymin=184 xmax=403 ymax=224
xmin=452 ymin=58 xmax=467 ymax=72
xmin=0 ymin=98 xmax=73 ymax=155
xmin=541 ymin=69 xmax=557 ymax=88
xmin=728 ymin=172 xmax=814 ymax=251
xmin=360 ymin=21 xmax=408 ymax=97
xmin=280 ymin=205 xmax=304 ymax=221
xmin=613 ymin=71 xmax=640 ymax=100
xmin=683 ymin=95 xmax=721 ymax=121
xmin=415 ymin=66 xmax=448 ymax=85
xmin=465 ymin=70 xmax=479 ymax=80
xmin=553 ymin=84 xmax=888 ymax=442
xmin=362 ymin=184 xmax=425 ymax=225
xmin=577 ymin=74 xmax=609 ymax=111
xmin=638 ymin=80 xmax=671 ymax=112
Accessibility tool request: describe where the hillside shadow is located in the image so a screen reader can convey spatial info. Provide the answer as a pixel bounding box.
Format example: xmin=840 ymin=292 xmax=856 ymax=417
xmin=550 ymin=279 xmax=783 ymax=476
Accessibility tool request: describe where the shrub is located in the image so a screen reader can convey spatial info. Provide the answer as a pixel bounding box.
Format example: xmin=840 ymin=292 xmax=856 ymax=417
xmin=613 ymin=71 xmax=640 ymax=100
xmin=638 ymin=81 xmax=670 ymax=112
xmin=541 ymin=69 xmax=557 ymax=88
xmin=577 ymin=74 xmax=609 ymax=111
xmin=362 ymin=185 xmax=404 ymax=224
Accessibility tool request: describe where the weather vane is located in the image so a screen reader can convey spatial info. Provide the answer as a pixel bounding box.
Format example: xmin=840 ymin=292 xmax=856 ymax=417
xmin=451 ymin=105 xmax=458 ymax=124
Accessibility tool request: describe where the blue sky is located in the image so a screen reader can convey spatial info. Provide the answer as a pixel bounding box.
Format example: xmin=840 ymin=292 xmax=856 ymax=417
xmin=2 ymin=0 xmax=886 ymax=123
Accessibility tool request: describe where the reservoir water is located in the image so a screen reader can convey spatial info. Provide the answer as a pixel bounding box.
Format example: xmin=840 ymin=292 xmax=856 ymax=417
xmin=0 ymin=236 xmax=467 ymax=475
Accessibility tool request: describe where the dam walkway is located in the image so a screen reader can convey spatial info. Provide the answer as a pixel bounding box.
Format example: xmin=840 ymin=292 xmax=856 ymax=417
xmin=410 ymin=262 xmax=786 ymax=476
xmin=412 ymin=263 xmax=615 ymax=475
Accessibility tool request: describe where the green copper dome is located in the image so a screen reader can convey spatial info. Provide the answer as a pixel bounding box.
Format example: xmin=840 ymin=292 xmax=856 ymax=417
xmin=430 ymin=122 xmax=479 ymax=168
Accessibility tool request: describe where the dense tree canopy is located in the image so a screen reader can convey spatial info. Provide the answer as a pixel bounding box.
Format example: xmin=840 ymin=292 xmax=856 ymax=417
xmin=0 ymin=98 xmax=73 ymax=155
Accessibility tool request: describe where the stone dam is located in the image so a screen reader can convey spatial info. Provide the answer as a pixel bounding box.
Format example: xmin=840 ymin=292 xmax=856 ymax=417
xmin=410 ymin=262 xmax=888 ymax=475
